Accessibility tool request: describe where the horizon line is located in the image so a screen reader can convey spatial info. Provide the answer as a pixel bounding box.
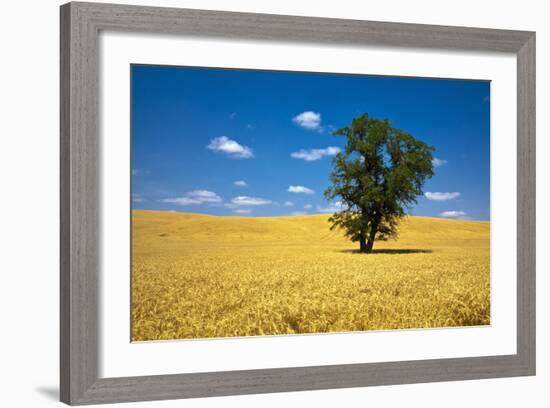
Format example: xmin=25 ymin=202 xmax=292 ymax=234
xmin=131 ymin=208 xmax=490 ymax=222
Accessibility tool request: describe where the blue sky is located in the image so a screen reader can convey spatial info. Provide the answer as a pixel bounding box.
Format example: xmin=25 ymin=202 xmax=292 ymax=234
xmin=131 ymin=65 xmax=490 ymax=220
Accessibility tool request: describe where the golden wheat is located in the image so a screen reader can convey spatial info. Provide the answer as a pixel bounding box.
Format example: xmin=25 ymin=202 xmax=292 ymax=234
xmin=131 ymin=210 xmax=490 ymax=341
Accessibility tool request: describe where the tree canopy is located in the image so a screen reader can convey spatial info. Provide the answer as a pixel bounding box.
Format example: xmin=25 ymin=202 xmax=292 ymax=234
xmin=324 ymin=113 xmax=434 ymax=253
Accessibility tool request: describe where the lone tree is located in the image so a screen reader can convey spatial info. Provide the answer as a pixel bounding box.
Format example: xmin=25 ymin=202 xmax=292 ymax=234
xmin=325 ymin=113 xmax=434 ymax=253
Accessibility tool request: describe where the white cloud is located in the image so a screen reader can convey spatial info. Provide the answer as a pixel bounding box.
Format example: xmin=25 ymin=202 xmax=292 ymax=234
xmin=440 ymin=210 xmax=467 ymax=218
xmin=207 ymin=136 xmax=253 ymax=159
xmin=159 ymin=197 xmax=202 ymax=205
xmin=432 ymin=157 xmax=448 ymax=167
xmin=288 ymin=185 xmax=315 ymax=194
xmin=424 ymin=192 xmax=461 ymax=201
xmin=159 ymin=190 xmax=222 ymax=206
xmin=304 ymin=204 xmax=313 ymax=210
xmin=283 ymin=201 xmax=294 ymax=207
xmin=290 ymin=211 xmax=307 ymax=216
xmin=291 ymin=146 xmax=340 ymax=161
xmin=292 ymin=111 xmax=322 ymax=130
xmin=231 ymin=196 xmax=272 ymax=206
xmin=187 ymin=190 xmax=223 ymax=203
xmin=317 ymin=201 xmax=346 ymax=213
xmin=132 ymin=193 xmax=146 ymax=203
xmin=234 ymin=209 xmax=252 ymax=214
xmin=221 ymin=203 xmax=239 ymax=209
xmin=234 ymin=180 xmax=247 ymax=187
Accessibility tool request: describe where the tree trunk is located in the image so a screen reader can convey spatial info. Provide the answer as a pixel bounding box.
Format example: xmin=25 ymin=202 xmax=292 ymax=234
xmin=359 ymin=236 xmax=367 ymax=253
xmin=365 ymin=237 xmax=375 ymax=253
xmin=365 ymin=223 xmax=378 ymax=253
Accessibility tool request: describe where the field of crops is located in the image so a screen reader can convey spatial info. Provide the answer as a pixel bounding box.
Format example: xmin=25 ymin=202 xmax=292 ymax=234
xmin=131 ymin=210 xmax=490 ymax=341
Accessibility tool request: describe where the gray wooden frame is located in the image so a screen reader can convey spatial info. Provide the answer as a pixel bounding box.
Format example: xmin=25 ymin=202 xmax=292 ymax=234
xmin=60 ymin=1 xmax=536 ymax=405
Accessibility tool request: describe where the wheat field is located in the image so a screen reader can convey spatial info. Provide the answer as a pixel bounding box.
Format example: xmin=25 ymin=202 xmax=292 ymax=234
xmin=131 ymin=210 xmax=490 ymax=341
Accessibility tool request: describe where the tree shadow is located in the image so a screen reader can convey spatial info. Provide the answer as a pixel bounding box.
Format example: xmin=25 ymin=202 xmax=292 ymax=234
xmin=337 ymin=248 xmax=433 ymax=255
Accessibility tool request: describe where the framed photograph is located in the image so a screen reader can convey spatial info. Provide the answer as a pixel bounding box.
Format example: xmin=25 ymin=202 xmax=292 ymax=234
xmin=60 ymin=2 xmax=535 ymax=405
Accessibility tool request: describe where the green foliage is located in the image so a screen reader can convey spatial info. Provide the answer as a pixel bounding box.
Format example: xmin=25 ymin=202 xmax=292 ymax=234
xmin=324 ymin=113 xmax=434 ymax=252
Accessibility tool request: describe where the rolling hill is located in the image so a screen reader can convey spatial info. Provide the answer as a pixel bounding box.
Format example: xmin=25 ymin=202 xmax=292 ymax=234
xmin=131 ymin=210 xmax=490 ymax=341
